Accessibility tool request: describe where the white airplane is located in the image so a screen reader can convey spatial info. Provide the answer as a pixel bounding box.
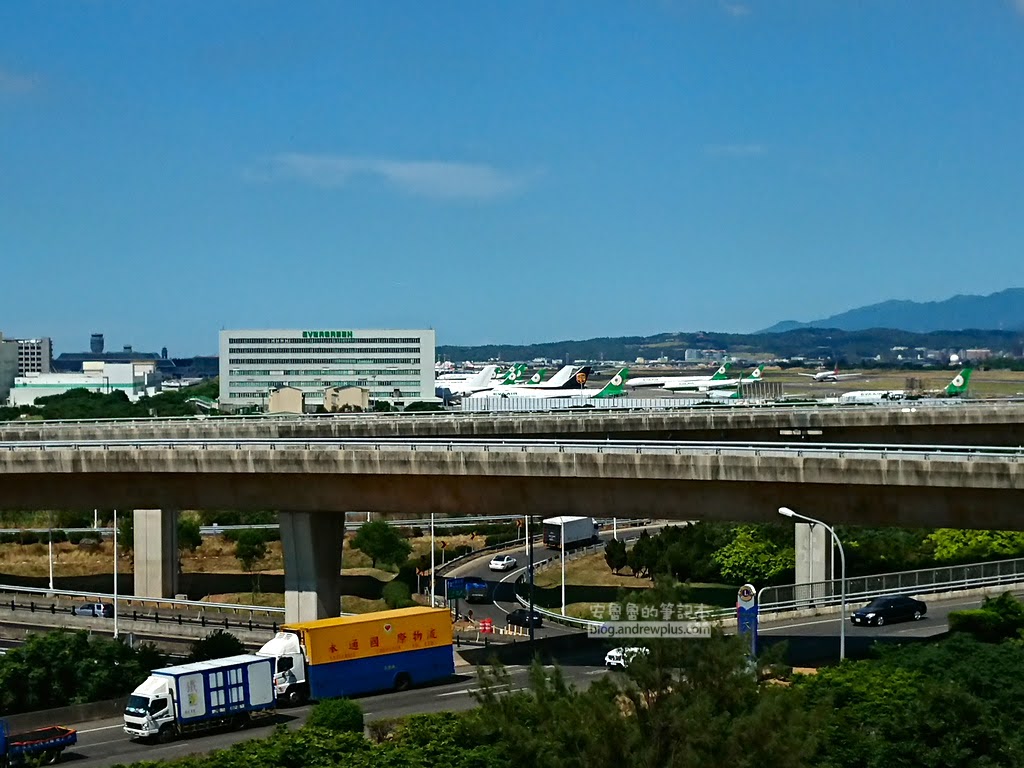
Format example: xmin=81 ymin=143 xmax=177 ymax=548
xmin=628 ymin=363 xmax=732 ymax=390
xmin=833 ymin=368 xmax=974 ymax=405
xmin=438 ymin=365 xmax=500 ymax=398
xmin=663 ymin=365 xmax=765 ymax=392
xmin=465 ymin=368 xmax=630 ymax=400
xmin=798 ymin=365 xmax=863 ymax=383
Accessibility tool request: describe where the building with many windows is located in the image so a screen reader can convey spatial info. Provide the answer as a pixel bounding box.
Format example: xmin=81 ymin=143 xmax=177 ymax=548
xmin=218 ymin=328 xmax=435 ymax=411
xmin=15 ymin=337 xmax=52 ymax=376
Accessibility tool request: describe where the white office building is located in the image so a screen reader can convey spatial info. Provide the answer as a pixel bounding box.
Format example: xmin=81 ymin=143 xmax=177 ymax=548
xmin=218 ymin=328 xmax=435 ymax=411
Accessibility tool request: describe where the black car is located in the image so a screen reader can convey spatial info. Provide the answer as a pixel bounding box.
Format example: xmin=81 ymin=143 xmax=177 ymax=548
xmin=506 ymin=608 xmax=544 ymax=628
xmin=851 ymin=595 xmax=927 ymax=627
xmin=463 ymin=577 xmax=490 ymax=603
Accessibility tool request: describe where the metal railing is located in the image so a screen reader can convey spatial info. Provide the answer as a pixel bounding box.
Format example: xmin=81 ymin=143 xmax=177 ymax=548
xmin=512 ymin=552 xmax=1024 ymax=630
xmin=0 ymin=583 xmax=284 ymax=616
xmin=753 ymin=557 xmax=1024 ymax=618
xmin=2 ymin=436 xmax=1023 ymax=462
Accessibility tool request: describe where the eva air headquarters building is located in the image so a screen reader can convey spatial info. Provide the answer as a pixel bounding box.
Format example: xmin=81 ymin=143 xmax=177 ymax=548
xmin=218 ymin=328 xmax=435 ymax=411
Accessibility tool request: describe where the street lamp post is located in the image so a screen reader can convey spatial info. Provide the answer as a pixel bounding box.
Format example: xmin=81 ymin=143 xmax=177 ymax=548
xmin=113 ymin=509 xmax=119 ymax=640
xmin=561 ymin=519 xmax=566 ymax=616
xmin=779 ymin=506 xmax=846 ymax=661
xmin=527 ymin=514 xmax=536 ymax=644
xmin=430 ymin=513 xmax=435 ymax=607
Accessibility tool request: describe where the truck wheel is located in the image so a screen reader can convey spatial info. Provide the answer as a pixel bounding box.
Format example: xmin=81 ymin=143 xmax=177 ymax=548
xmin=285 ymin=686 xmax=308 ymax=707
xmin=157 ymin=725 xmax=175 ymax=744
xmin=394 ymin=673 xmax=412 ymax=692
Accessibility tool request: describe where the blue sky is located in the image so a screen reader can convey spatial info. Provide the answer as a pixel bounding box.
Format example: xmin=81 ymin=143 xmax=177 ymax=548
xmin=3 ymin=1 xmax=1023 ymax=356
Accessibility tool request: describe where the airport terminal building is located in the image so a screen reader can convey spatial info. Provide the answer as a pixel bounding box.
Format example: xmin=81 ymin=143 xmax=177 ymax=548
xmin=218 ymin=328 xmax=435 ymax=411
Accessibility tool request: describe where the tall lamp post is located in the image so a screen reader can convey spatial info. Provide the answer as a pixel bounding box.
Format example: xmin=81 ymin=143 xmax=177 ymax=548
xmin=527 ymin=514 xmax=535 ymax=644
xmin=778 ymin=506 xmax=846 ymax=662
xmin=113 ymin=509 xmax=119 ymax=640
xmin=560 ymin=519 xmax=567 ymax=616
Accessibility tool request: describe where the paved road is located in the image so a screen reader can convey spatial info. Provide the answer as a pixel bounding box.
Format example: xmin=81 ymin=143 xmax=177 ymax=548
xmin=446 ymin=523 xmax=662 ymax=637
xmin=759 ymin=589 xmax=1024 ymax=641
xmin=59 ymin=655 xmax=611 ymax=768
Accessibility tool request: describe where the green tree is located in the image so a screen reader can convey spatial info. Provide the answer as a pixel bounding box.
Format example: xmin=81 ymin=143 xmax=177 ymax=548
xmin=711 ymin=524 xmax=795 ymax=585
xmin=235 ymin=529 xmax=269 ymax=595
xmin=949 ymin=591 xmax=1024 ymax=643
xmin=604 ymin=538 xmax=628 ymax=574
xmin=117 ymin=511 xmax=134 ymax=555
xmin=925 ymin=529 xmax=1024 ymax=563
xmin=0 ymin=630 xmax=163 ymax=716
xmin=188 ymin=630 xmax=245 ymax=662
xmin=178 ymin=516 xmax=203 ymax=553
xmin=351 ymin=520 xmax=412 ymax=569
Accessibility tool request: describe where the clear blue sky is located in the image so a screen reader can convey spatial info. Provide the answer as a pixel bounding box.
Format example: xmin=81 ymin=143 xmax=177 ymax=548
xmin=3 ymin=1 xmax=1023 ymax=356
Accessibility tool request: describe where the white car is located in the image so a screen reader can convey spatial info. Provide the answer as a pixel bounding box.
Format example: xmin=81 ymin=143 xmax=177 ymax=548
xmin=604 ymin=646 xmax=650 ymax=668
xmin=489 ymin=555 xmax=517 ymax=572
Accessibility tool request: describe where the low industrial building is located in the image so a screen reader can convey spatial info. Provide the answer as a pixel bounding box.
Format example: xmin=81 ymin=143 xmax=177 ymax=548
xmin=0 ymin=334 xmax=18 ymax=403
xmin=7 ymin=361 xmax=161 ymax=407
xmin=267 ymin=386 xmax=305 ymax=414
xmin=324 ymin=386 xmax=370 ymax=412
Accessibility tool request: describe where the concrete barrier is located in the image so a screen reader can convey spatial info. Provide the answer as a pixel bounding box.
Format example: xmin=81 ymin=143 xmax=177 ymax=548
xmin=4 ymin=697 xmax=129 ymax=732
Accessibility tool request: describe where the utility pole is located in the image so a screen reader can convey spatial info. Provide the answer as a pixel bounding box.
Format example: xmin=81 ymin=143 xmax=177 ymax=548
xmin=528 ymin=514 xmax=536 ymax=644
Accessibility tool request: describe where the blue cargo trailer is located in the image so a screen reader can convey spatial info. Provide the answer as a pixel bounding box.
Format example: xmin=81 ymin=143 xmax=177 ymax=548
xmin=1 ymin=720 xmax=77 ymax=767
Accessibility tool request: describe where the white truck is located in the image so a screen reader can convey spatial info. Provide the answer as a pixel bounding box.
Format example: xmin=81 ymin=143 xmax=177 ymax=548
xmin=542 ymin=516 xmax=599 ymax=550
xmin=123 ymin=654 xmax=275 ymax=743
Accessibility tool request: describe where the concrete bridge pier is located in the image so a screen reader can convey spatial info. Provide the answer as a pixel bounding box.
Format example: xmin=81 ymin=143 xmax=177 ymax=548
xmin=133 ymin=509 xmax=179 ymax=598
xmin=794 ymin=522 xmax=832 ymax=604
xmin=280 ymin=511 xmax=345 ymax=624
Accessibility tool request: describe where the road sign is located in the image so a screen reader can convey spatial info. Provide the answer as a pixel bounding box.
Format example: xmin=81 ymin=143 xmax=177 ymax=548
xmin=736 ymin=583 xmax=758 ymax=655
xmin=440 ymin=540 xmax=447 ymax=549
xmin=447 ymin=577 xmax=466 ymax=599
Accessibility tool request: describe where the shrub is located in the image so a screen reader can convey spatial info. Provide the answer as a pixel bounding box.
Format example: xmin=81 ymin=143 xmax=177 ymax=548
xmin=382 ymin=580 xmax=414 ymax=609
xmin=366 ymin=717 xmax=399 ymax=743
xmin=18 ymin=531 xmax=40 ymax=545
xmin=485 ymin=531 xmax=519 ymax=547
xmin=411 ymin=526 xmax=424 ymax=538
xmin=188 ymin=630 xmax=245 ymax=662
xmin=50 ymin=529 xmax=68 ymax=544
xmin=305 ymin=697 xmax=364 ymax=733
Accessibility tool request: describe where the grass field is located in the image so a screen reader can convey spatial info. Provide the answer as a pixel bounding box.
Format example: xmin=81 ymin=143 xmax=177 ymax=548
xmin=764 ymin=367 xmax=1024 ymax=398
xmin=0 ymin=532 xmax=488 ymax=581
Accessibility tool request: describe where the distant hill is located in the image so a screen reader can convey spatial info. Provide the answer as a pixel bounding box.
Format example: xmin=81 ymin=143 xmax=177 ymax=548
xmin=759 ymin=288 xmax=1024 ymax=334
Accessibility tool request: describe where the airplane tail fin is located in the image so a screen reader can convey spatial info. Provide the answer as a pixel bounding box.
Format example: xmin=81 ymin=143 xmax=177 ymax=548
xmin=464 ymin=365 xmax=498 ymax=390
xmin=525 ymin=368 xmax=547 ymax=386
xmin=742 ymin=365 xmax=765 ymax=382
xmin=945 ymin=368 xmax=973 ymax=396
xmin=710 ymin=363 xmax=731 ymax=381
xmin=498 ymin=364 xmax=525 ymax=385
xmin=593 ymin=368 xmax=629 ymax=398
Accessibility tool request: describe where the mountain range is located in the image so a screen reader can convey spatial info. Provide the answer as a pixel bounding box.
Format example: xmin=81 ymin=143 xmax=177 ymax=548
xmin=759 ymin=288 xmax=1024 ymax=334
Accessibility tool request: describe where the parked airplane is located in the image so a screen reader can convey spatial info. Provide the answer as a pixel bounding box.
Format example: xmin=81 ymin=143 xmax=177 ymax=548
xmin=835 ymin=369 xmax=973 ymax=405
xmin=628 ymin=363 xmax=731 ymax=390
xmin=530 ymin=364 xmax=594 ymax=389
xmin=798 ymin=365 xmax=863 ymax=383
xmin=664 ymin=365 xmax=765 ymax=392
xmin=465 ymin=368 xmax=630 ymax=400
xmin=437 ymin=365 xmax=500 ymax=398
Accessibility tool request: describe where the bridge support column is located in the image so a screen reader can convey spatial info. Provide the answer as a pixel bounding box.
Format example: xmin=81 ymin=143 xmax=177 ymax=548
xmin=133 ymin=509 xmax=179 ymax=599
xmin=280 ymin=511 xmax=344 ymax=624
xmin=795 ymin=522 xmax=831 ymax=603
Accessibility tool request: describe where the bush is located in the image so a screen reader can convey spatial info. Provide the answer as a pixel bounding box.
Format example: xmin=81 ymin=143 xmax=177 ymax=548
xmin=0 ymin=533 xmax=17 ymax=544
xmin=18 ymin=531 xmax=40 ymax=545
xmin=382 ymin=580 xmax=414 ymax=609
xmin=188 ymin=630 xmax=245 ymax=662
xmin=411 ymin=526 xmax=424 ymax=538
xmin=450 ymin=544 xmax=472 ymax=558
xmin=50 ymin=529 xmax=68 ymax=544
xmin=306 ymin=697 xmax=364 ymax=733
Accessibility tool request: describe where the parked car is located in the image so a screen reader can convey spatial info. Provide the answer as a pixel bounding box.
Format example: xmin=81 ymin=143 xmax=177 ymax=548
xmin=605 ymin=646 xmax=650 ymax=668
xmin=851 ymin=595 xmax=927 ymax=627
xmin=489 ymin=555 xmax=517 ymax=572
xmin=506 ymin=608 xmax=543 ymax=628
xmin=72 ymin=602 xmax=113 ymax=618
xmin=463 ymin=577 xmax=490 ymax=603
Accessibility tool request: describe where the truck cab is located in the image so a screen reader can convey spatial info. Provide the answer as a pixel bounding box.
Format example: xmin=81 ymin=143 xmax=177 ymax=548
xmin=123 ymin=676 xmax=176 ymax=741
xmin=257 ymin=632 xmax=309 ymax=706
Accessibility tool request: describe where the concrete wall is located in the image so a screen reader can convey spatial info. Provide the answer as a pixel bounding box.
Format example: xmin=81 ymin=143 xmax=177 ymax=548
xmin=4 ymin=402 xmax=1024 ymax=445
xmin=133 ymin=509 xmax=179 ymax=599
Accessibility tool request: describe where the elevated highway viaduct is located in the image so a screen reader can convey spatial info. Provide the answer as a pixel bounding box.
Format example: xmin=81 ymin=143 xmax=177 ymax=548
xmin=1 ymin=437 xmax=1023 ymax=623
xmin=2 ymin=401 xmax=1024 ymax=445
